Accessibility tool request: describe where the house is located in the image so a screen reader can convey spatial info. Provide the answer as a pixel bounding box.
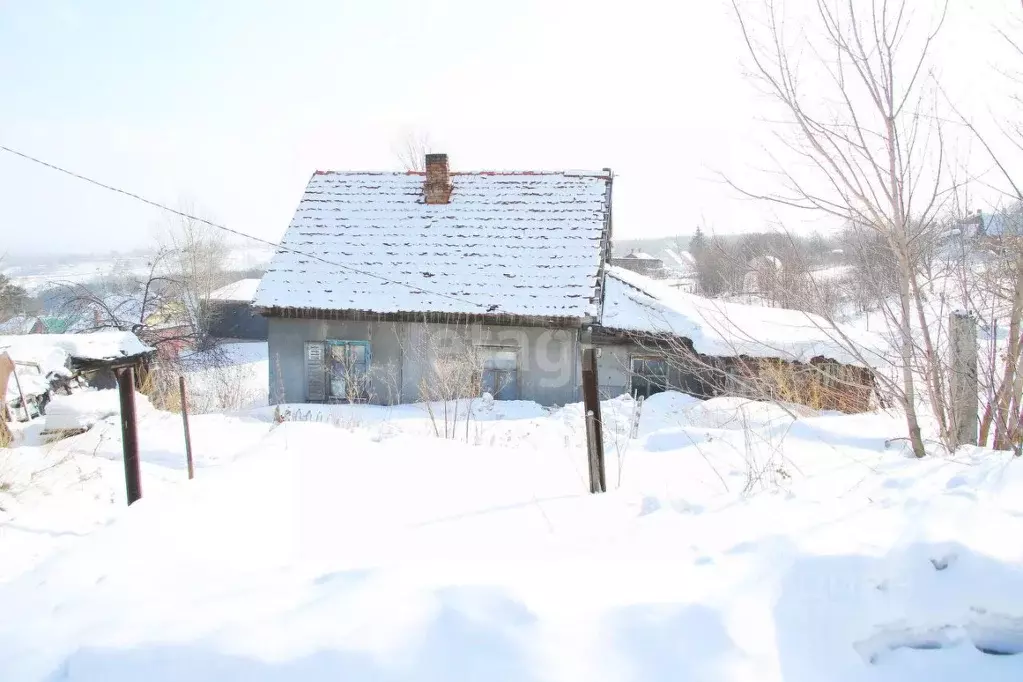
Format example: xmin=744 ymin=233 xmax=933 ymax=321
xmin=207 ymin=279 xmax=268 ymax=341
xmin=610 ymin=249 xmax=666 ymax=278
xmin=0 ymin=315 xmax=44 ymax=335
xmin=660 ymin=249 xmax=699 ymax=293
xmin=594 ymin=267 xmax=881 ymax=412
xmin=253 ymin=154 xmax=613 ymax=405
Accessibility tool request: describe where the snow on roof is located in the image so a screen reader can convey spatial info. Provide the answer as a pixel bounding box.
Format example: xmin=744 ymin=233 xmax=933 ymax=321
xmin=0 ymin=330 xmax=153 ymax=365
xmin=210 ymin=278 xmax=261 ymax=302
xmin=663 ymin=249 xmax=697 ymax=271
xmin=253 ymin=171 xmax=612 ymax=319
xmin=599 ymin=266 xmax=886 ymax=367
xmin=0 ymin=341 xmax=70 ymax=381
xmin=0 ymin=316 xmax=41 ymax=335
xmin=623 ymin=250 xmax=657 ymax=260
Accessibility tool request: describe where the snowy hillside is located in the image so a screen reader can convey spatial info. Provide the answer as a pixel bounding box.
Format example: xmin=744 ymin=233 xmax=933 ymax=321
xmin=1 ymin=387 xmax=1022 ymax=681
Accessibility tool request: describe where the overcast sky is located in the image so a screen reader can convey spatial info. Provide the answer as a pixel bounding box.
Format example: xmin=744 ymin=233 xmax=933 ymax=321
xmin=0 ymin=0 xmax=1018 ymax=256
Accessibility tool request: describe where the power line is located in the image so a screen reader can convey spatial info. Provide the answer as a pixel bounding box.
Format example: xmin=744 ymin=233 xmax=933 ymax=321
xmin=0 ymin=143 xmax=497 ymax=312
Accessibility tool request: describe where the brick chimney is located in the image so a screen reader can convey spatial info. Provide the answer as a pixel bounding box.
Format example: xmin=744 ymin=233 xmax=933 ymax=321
xmin=424 ymin=153 xmax=452 ymax=204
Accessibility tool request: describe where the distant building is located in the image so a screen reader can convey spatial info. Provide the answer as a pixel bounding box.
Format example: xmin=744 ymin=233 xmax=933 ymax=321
xmin=0 ymin=315 xmax=44 ymax=335
xmin=611 ymin=249 xmax=666 ymax=278
xmin=660 ymin=249 xmax=699 ymax=293
xmin=207 ymin=279 xmax=267 ymax=341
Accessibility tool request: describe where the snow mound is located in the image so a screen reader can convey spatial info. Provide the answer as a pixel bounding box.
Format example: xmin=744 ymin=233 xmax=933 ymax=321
xmin=680 ymin=396 xmax=817 ymax=430
xmin=44 ymin=390 xmax=151 ymax=431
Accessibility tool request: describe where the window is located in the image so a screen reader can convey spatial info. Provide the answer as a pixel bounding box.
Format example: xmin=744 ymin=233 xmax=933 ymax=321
xmin=631 ymin=355 xmax=668 ymax=398
xmin=327 ymin=341 xmax=369 ymax=402
xmin=480 ymin=347 xmax=518 ymax=400
xmin=304 ymin=340 xmax=370 ymax=402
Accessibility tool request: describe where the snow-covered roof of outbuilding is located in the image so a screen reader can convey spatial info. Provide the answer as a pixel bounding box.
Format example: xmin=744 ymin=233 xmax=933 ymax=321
xmin=599 ymin=266 xmax=886 ymax=367
xmin=253 ymin=170 xmax=612 ymax=319
xmin=0 ymin=331 xmax=153 ymax=365
xmin=210 ymin=279 xmax=261 ymax=303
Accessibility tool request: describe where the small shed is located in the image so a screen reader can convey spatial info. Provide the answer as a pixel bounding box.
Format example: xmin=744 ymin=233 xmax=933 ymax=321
xmin=207 ymin=279 xmax=267 ymax=341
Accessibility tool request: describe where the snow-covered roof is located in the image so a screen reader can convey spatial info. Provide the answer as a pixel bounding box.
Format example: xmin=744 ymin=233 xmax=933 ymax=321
xmin=0 ymin=343 xmax=69 ymax=382
xmin=0 ymin=316 xmax=41 ymax=335
xmin=599 ymin=266 xmax=885 ymax=367
xmin=209 ymin=278 xmax=261 ymax=303
xmin=623 ymin=250 xmax=657 ymax=260
xmin=253 ymin=170 xmax=612 ymax=319
xmin=663 ymin=249 xmax=697 ymax=272
xmin=0 ymin=330 xmax=153 ymax=365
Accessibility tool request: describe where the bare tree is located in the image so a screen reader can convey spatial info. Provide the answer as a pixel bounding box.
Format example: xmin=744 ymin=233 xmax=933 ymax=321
xmin=52 ymin=247 xmax=187 ymax=349
xmin=158 ymin=208 xmax=228 ymax=351
xmin=394 ymin=130 xmax=434 ymax=172
xmin=729 ymin=0 xmax=953 ymax=457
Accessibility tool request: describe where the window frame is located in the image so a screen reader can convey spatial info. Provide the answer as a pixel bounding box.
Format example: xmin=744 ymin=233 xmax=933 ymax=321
xmin=324 ymin=339 xmax=371 ymax=403
xmin=630 ymin=353 xmax=669 ymax=398
xmin=477 ymin=345 xmax=520 ymax=401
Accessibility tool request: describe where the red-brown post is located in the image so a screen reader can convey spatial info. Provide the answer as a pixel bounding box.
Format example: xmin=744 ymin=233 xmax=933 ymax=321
xmin=581 ymin=346 xmax=606 ymax=493
xmin=114 ymin=365 xmax=142 ymax=505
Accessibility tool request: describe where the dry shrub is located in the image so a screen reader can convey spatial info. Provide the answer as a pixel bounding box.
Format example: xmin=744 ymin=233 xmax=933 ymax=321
xmin=753 ymin=359 xmax=873 ymax=413
xmin=139 ymin=366 xmax=182 ymax=413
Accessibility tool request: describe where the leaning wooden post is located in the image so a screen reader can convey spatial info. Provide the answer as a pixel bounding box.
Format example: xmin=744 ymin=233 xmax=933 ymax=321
xmin=10 ymin=365 xmax=30 ymax=422
xmin=114 ymin=365 xmax=142 ymax=505
xmin=950 ymin=311 xmax=978 ymax=448
xmin=581 ymin=345 xmax=606 ymax=493
xmin=178 ymin=376 xmax=195 ymax=479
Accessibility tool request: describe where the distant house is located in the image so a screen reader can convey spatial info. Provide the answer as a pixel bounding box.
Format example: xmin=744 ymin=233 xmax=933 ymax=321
xmin=660 ymin=249 xmax=699 ymax=293
xmin=610 ymin=249 xmax=666 ymax=278
xmin=254 ymin=154 xmax=613 ymax=405
xmin=40 ymin=314 xmax=92 ymax=334
xmin=0 ymin=315 xmax=44 ymax=335
xmin=207 ymin=279 xmax=267 ymax=341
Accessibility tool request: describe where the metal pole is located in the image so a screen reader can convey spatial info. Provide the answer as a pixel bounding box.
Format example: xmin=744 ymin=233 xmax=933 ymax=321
xmin=115 ymin=365 xmax=142 ymax=504
xmin=10 ymin=366 xmax=30 ymax=422
xmin=581 ymin=347 xmax=606 ymax=493
xmin=178 ymin=376 xmax=195 ymax=479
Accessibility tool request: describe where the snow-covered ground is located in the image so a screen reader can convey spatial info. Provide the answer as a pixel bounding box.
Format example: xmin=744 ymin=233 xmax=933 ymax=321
xmin=1 ymin=382 xmax=1022 ymax=680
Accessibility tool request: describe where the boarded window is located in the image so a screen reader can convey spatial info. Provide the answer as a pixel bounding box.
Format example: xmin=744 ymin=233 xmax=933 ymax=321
xmin=480 ymin=347 xmax=518 ymax=400
xmin=631 ymin=355 xmax=668 ymax=398
xmin=305 ymin=342 xmax=326 ymax=401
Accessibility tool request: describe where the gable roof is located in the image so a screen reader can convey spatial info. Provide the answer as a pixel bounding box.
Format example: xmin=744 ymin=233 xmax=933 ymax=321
xmin=210 ymin=278 xmax=261 ymax=303
xmin=599 ymin=266 xmax=885 ymax=367
xmin=253 ymin=170 xmax=612 ymax=320
xmin=0 ymin=315 xmax=42 ymax=335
